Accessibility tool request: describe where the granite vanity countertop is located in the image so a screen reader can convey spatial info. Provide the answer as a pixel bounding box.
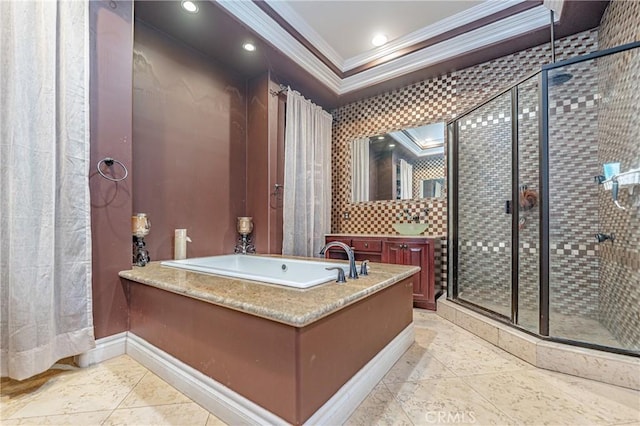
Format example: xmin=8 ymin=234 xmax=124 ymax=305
xmin=119 ymin=258 xmax=419 ymax=328
xmin=326 ymin=233 xmax=447 ymax=239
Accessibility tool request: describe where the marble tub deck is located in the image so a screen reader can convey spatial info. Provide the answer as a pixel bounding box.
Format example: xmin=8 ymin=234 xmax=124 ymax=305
xmin=119 ymin=259 xmax=419 ymax=327
xmin=2 ymin=311 xmax=638 ymax=426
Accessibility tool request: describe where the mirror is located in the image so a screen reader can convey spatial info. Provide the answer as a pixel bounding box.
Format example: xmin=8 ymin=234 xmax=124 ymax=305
xmin=351 ymin=122 xmax=446 ymax=202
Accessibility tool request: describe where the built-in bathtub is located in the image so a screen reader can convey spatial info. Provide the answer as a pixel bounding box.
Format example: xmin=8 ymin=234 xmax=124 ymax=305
xmin=118 ymin=260 xmax=419 ymax=424
xmin=161 ymin=254 xmax=350 ymax=288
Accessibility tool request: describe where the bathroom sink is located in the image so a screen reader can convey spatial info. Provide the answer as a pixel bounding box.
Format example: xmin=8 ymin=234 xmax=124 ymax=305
xmin=392 ymin=223 xmax=429 ymax=235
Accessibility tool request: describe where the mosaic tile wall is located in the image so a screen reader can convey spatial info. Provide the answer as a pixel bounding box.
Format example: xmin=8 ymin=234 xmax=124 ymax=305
xmin=516 ymin=76 xmax=542 ymax=325
xmin=456 ymin=92 xmax=512 ymax=313
xmin=547 ymin=58 xmax=601 ymax=319
xmin=596 ymin=0 xmax=640 ymax=350
xmin=412 ymin=154 xmax=445 ymax=198
xmin=331 ymin=29 xmax=599 ymax=291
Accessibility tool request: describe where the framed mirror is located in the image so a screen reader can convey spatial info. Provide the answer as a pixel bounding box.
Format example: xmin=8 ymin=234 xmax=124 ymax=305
xmin=351 ymin=122 xmax=446 ymax=202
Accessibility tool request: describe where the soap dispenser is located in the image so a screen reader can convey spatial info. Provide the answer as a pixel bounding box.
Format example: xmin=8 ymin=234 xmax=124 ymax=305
xmin=174 ymin=229 xmax=192 ymax=260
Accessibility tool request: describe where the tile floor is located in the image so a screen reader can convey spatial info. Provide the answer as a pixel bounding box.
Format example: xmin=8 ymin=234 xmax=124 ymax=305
xmin=1 ymin=311 xmax=639 ymax=425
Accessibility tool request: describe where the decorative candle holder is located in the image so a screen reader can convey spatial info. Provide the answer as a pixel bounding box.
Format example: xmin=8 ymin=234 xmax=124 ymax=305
xmin=234 ymin=216 xmax=255 ymax=254
xmin=132 ymin=213 xmax=151 ymax=266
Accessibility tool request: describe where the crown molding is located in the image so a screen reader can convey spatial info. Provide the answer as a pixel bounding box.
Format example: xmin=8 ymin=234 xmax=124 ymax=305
xmin=342 ymin=0 xmax=527 ymax=72
xmin=216 ymin=1 xmax=562 ymax=97
xmin=339 ymin=5 xmax=554 ymax=94
xmin=263 ymin=0 xmax=345 ymax=69
xmin=216 ymin=0 xmax=341 ymax=93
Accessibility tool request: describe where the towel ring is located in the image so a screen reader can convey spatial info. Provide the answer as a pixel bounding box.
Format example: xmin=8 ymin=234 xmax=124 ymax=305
xmin=97 ymin=157 xmax=128 ymax=182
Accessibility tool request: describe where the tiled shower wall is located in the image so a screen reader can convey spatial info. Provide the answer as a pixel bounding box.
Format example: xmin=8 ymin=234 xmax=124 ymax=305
xmin=547 ymin=57 xmax=601 ymax=319
xmin=331 ymin=29 xmax=599 ymax=290
xmin=456 ymin=92 xmax=513 ymax=312
xmin=596 ymin=1 xmax=640 ymax=349
xmin=455 ymin=76 xmax=544 ymax=318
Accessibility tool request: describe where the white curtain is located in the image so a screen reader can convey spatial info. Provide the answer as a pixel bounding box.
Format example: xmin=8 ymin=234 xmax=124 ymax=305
xmin=0 ymin=1 xmax=95 ymax=380
xmin=282 ymin=89 xmax=332 ymax=257
xmin=351 ymin=137 xmax=370 ymax=202
xmin=399 ymin=159 xmax=413 ymax=199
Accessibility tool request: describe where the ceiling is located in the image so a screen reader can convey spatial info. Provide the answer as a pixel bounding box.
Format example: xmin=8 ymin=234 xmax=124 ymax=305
xmin=134 ymin=0 xmax=608 ymax=109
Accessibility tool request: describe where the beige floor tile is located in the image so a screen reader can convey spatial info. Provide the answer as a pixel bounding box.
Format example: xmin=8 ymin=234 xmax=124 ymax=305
xmin=533 ymin=370 xmax=640 ymax=423
xmin=118 ymin=372 xmax=192 ymax=408
xmin=413 ymin=310 xmax=460 ymax=332
xmin=386 ymin=377 xmax=515 ymax=425
xmin=54 ymin=355 xmax=148 ymax=388
xmin=0 ymin=410 xmax=111 ymax=425
xmin=8 ymin=380 xmax=135 ymax=419
xmin=103 ymin=402 xmax=210 ymax=426
xmin=463 ymin=369 xmax=640 ymax=425
xmin=205 ymin=413 xmax=228 ymax=425
xmin=427 ymin=338 xmax=531 ymax=377
xmin=1 ymin=364 xmax=79 ymax=420
xmin=1 ymin=393 xmax=36 ymax=421
xmin=4 ymin=355 xmax=149 ymax=419
xmin=383 ymin=343 xmax=456 ymax=384
xmin=345 ymin=384 xmax=413 ymax=426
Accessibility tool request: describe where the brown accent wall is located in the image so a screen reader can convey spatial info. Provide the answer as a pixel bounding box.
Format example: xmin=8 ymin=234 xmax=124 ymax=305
xmin=132 ymin=22 xmax=247 ymax=261
xmin=89 ymin=0 xmax=134 ymax=339
xmin=246 ymin=75 xmax=284 ymax=254
xmin=127 ymin=277 xmax=414 ymax=424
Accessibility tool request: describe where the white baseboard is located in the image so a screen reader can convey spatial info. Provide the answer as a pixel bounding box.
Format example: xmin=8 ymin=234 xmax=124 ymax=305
xmin=305 ymin=323 xmax=414 ymax=425
xmin=76 ymin=324 xmax=413 ymax=424
xmin=126 ymin=333 xmax=286 ymax=425
xmin=74 ymin=331 xmax=127 ymax=368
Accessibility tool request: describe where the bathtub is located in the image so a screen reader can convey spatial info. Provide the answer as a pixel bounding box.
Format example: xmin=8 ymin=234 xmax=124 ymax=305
xmin=160 ymin=254 xmax=351 ymax=289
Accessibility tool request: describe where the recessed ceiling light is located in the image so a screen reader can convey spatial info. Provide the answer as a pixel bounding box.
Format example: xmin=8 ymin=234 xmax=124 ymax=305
xmin=243 ymin=42 xmax=256 ymax=52
xmin=377 ymin=135 xmax=385 ymax=140
xmin=371 ymin=34 xmax=388 ymax=47
xmin=181 ymin=1 xmax=198 ymax=13
xmin=388 ymin=143 xmax=396 ymax=148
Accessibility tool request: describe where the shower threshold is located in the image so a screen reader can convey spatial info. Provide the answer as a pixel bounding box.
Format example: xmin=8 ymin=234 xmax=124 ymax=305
xmin=436 ymin=295 xmax=639 ymax=391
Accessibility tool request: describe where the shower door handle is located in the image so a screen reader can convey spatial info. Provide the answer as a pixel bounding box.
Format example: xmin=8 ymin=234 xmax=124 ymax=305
xmin=505 ymin=200 xmax=512 ymax=214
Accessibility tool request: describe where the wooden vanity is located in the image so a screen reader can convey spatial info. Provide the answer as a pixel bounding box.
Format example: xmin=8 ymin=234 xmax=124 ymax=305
xmin=325 ymin=234 xmax=442 ymax=310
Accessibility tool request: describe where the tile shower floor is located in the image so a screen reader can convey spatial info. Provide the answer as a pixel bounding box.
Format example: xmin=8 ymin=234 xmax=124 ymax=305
xmin=1 ymin=311 xmax=639 ymax=425
xmin=466 ymin=299 xmax=627 ymax=349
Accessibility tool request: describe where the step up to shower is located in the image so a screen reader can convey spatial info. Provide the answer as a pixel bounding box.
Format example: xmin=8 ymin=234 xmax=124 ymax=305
xmin=436 ymin=295 xmax=640 ymax=391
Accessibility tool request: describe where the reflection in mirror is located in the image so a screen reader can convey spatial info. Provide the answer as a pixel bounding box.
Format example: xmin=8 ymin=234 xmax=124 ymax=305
xmin=351 ymin=122 xmax=446 ymax=202
xmin=421 ymin=178 xmax=445 ymax=198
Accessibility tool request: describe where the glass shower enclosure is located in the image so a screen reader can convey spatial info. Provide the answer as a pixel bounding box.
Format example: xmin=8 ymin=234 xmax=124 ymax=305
xmin=447 ymin=41 xmax=640 ymax=355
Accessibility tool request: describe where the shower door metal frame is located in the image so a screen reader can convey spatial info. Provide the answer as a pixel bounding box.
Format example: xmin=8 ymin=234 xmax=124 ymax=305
xmin=447 ymin=84 xmax=524 ymax=324
xmin=448 ymin=40 xmax=640 ymax=356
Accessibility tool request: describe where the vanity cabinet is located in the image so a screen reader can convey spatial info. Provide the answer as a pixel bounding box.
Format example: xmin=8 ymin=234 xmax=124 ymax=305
xmin=382 ymin=239 xmax=435 ymax=310
xmin=325 ymin=236 xmax=383 ymax=263
xmin=324 ymin=235 xmax=439 ymax=310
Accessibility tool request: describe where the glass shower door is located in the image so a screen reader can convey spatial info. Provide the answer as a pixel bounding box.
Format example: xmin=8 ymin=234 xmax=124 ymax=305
xmin=455 ymin=92 xmax=513 ymax=318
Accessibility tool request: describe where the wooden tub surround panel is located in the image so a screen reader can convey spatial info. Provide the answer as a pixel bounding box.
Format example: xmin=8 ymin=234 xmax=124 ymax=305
xmin=123 ymin=260 xmax=416 ymax=425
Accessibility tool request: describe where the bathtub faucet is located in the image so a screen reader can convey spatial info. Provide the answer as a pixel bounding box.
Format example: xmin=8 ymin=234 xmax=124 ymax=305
xmin=319 ymin=242 xmax=358 ymax=280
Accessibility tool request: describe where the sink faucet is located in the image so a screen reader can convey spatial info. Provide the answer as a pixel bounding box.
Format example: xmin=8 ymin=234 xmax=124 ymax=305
xmin=319 ymin=241 xmax=358 ymax=279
